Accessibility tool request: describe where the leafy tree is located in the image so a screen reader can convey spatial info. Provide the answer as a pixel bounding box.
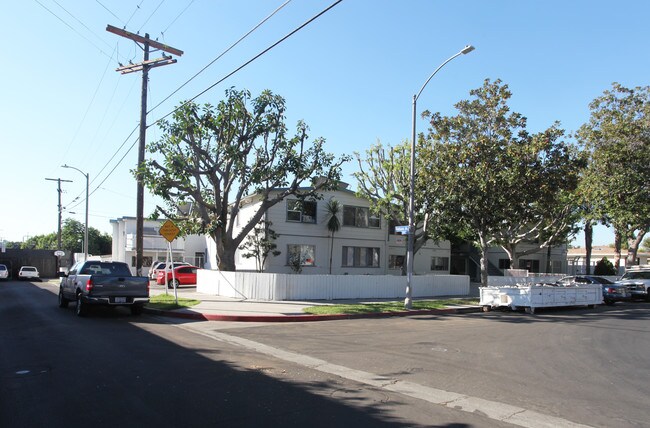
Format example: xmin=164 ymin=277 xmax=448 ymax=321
xmin=489 ymin=127 xmax=585 ymax=269
xmin=325 ymin=199 xmax=341 ymax=274
xmin=421 ymin=79 xmax=577 ymax=285
xmin=354 ymin=141 xmax=431 ymax=274
xmin=594 ymin=257 xmax=616 ymax=276
xmin=17 ymin=219 xmax=111 ymax=255
xmin=238 ymin=221 xmax=281 ymax=272
xmin=140 ymin=88 xmax=349 ymax=271
xmin=576 ymin=83 xmax=650 ymax=268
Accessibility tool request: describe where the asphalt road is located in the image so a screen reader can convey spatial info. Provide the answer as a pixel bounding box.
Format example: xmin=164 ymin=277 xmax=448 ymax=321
xmin=2 ymin=280 xmax=649 ymax=427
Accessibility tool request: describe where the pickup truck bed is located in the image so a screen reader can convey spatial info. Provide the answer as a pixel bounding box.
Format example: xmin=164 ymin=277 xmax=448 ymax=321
xmin=58 ymin=261 xmax=149 ymax=316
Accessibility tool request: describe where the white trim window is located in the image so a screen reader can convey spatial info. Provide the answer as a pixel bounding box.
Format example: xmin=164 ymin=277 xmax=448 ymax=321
xmin=431 ymin=256 xmax=449 ymax=271
xmin=343 ymin=205 xmax=380 ymax=228
xmin=342 ymin=246 xmax=380 ymax=267
xmin=287 ymin=244 xmax=316 ymax=266
xmin=389 ymin=255 xmax=405 ymax=270
xmin=286 ymin=199 xmax=317 ymax=223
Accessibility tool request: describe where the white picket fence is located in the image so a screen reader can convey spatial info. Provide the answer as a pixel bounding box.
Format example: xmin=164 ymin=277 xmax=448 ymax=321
xmin=197 ymin=270 xmax=470 ymax=301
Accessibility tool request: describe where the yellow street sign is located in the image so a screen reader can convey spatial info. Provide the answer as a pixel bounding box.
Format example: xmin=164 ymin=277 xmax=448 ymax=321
xmin=159 ymin=220 xmax=180 ymax=242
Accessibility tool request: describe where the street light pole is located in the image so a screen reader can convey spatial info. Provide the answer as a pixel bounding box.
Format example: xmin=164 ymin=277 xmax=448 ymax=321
xmin=62 ymin=164 xmax=89 ymax=262
xmin=405 ymin=45 xmax=475 ymax=309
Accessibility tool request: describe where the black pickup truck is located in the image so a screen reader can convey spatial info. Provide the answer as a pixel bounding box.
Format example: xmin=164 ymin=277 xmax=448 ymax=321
xmin=58 ymin=261 xmax=150 ymax=316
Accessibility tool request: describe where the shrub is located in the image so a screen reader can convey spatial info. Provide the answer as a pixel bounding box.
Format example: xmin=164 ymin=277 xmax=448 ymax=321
xmin=594 ymin=257 xmax=616 ymax=275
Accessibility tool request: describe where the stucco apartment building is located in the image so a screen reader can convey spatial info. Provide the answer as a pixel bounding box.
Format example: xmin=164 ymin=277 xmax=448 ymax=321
xmin=110 ymin=182 xmax=568 ymax=280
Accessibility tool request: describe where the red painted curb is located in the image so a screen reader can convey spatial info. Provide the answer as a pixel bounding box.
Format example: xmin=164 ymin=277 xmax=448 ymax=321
xmin=143 ymin=306 xmax=481 ymax=322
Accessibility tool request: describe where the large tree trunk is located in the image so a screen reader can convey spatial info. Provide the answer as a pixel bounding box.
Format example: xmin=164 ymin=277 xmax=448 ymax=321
xmin=584 ymin=221 xmax=593 ymax=275
xmin=218 ymin=246 xmax=237 ymax=271
xmin=545 ymin=246 xmax=552 ymax=273
xmin=627 ymin=229 xmax=647 ymax=267
xmin=478 ymin=234 xmax=490 ymax=287
xmin=613 ymin=229 xmax=622 ymax=273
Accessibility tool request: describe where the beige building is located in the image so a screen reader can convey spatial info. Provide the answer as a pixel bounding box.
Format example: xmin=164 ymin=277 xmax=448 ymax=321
xmin=567 ymin=246 xmax=650 ymax=275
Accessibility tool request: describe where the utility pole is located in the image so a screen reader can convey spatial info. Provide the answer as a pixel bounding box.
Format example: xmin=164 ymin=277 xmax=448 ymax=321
xmin=45 ymin=178 xmax=73 ymax=250
xmin=46 ymin=177 xmax=72 ymax=275
xmin=106 ymin=24 xmax=183 ymax=276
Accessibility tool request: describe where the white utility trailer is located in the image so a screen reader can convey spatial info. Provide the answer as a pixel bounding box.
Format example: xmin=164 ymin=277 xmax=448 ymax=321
xmin=480 ymin=284 xmax=603 ymax=314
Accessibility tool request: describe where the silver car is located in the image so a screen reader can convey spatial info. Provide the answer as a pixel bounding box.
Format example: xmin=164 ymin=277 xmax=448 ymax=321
xmin=0 ymin=264 xmax=8 ymax=280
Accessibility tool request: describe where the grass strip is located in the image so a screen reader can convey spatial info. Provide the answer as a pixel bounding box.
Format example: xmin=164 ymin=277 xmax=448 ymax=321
xmin=147 ymin=293 xmax=201 ymax=310
xmin=302 ymin=299 xmax=479 ymax=315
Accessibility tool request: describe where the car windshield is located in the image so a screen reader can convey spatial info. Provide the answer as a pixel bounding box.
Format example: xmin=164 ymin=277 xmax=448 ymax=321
xmin=622 ymin=272 xmax=650 ymax=280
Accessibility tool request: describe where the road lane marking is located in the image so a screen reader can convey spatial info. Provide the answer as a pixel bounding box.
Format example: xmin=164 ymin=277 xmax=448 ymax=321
xmin=175 ymin=324 xmax=592 ymax=428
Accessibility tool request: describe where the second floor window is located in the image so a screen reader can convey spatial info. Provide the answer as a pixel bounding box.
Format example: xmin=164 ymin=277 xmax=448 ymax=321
xmin=343 ymin=206 xmax=380 ymax=228
xmin=286 ymin=199 xmax=317 ymax=223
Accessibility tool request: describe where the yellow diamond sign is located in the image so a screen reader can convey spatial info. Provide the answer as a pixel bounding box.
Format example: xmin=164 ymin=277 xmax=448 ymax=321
xmin=159 ymin=220 xmax=180 ymax=242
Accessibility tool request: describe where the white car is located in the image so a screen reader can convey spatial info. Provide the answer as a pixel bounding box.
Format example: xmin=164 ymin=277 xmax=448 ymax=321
xmin=18 ymin=266 xmax=40 ymax=280
xmin=0 ymin=264 xmax=8 ymax=280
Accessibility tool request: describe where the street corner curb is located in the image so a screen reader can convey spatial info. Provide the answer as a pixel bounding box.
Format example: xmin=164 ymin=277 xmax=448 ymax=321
xmin=143 ymin=305 xmax=483 ymax=323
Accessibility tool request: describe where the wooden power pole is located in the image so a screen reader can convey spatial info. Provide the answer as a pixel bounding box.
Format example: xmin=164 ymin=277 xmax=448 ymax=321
xmin=45 ymin=177 xmax=73 ymax=250
xmin=106 ymin=24 xmax=183 ymax=276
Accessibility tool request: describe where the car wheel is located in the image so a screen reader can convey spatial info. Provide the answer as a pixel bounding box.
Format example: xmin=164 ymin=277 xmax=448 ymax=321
xmin=645 ymin=291 xmax=650 ymax=302
xmin=168 ymin=279 xmax=180 ymax=289
xmin=75 ymin=294 xmax=87 ymax=317
xmin=131 ymin=305 xmax=143 ymax=316
xmin=604 ymin=299 xmax=614 ymax=306
xmin=58 ymin=290 xmax=69 ymax=308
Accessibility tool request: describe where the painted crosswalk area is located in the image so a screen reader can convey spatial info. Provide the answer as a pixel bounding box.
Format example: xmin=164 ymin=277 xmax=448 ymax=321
xmin=176 ymin=323 xmax=592 ymax=428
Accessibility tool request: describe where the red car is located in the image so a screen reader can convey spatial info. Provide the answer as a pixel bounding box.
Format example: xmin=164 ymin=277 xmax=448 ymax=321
xmin=156 ymin=265 xmax=198 ymax=288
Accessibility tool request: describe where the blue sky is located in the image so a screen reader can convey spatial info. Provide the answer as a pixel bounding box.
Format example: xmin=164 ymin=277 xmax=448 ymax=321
xmin=2 ymin=0 xmax=648 ymax=246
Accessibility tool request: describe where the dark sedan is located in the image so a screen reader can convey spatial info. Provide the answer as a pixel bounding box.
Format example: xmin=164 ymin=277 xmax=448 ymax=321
xmin=557 ymin=275 xmax=630 ymax=305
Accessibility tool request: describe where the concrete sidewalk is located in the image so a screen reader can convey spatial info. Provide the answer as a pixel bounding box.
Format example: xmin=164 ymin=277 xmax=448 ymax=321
xmin=146 ymin=285 xmax=482 ymax=322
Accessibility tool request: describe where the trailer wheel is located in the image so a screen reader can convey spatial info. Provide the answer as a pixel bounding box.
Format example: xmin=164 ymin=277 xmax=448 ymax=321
xmin=525 ymin=307 xmax=535 ymax=314
xmin=482 ymin=306 xmax=491 ymax=312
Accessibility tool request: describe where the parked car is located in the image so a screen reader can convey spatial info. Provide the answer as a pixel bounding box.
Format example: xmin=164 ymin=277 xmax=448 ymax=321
xmin=556 ymin=275 xmax=630 ymax=305
xmin=157 ymin=265 xmax=198 ymax=288
xmin=616 ymin=266 xmax=650 ymax=301
xmin=149 ymin=261 xmax=190 ymax=280
xmin=18 ymin=266 xmax=40 ymax=281
xmin=0 ymin=264 xmax=8 ymax=280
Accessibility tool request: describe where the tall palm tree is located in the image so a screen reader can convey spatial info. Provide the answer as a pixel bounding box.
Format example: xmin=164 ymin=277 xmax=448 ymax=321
xmin=325 ymin=199 xmax=341 ymax=274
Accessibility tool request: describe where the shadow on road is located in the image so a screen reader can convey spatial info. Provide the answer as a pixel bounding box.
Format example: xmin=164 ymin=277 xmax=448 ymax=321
xmin=1 ymin=281 xmax=483 ymax=428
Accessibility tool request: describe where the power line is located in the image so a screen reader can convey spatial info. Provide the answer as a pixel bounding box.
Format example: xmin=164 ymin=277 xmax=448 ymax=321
xmin=59 ymin=45 xmax=118 ymax=163
xmin=161 ymin=0 xmax=195 ymax=36
xmin=64 ymin=0 xmax=343 ymax=216
xmin=95 ymin=0 xmax=125 ymax=27
xmin=138 ymin=0 xmax=166 ymax=33
xmin=124 ymin=0 xmax=146 ymax=30
xmin=150 ymin=0 xmax=343 ymax=126
xmin=32 ymin=0 xmax=116 ymax=61
xmin=148 ymin=0 xmax=293 ymax=115
xmin=51 ymin=0 xmax=126 ymax=62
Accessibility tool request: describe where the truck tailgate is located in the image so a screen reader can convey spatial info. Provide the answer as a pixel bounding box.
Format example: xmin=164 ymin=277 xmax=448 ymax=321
xmin=89 ymin=276 xmax=149 ymax=297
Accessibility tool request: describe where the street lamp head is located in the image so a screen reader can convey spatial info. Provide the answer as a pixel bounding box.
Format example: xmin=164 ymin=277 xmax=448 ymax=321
xmin=461 ymin=45 xmax=475 ymax=55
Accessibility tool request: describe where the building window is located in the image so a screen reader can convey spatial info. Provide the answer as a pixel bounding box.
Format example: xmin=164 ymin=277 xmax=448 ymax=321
xmin=551 ymin=260 xmax=563 ymax=273
xmin=343 ymin=206 xmax=380 ymax=228
xmin=518 ymin=259 xmax=540 ymax=273
xmin=286 ymin=199 xmax=317 ymax=223
xmin=287 ymin=244 xmax=315 ymax=266
xmin=498 ymin=259 xmax=511 ymax=270
xmin=389 ymin=255 xmax=405 ymax=270
xmin=194 ymin=252 xmax=205 ymax=268
xmin=342 ymin=246 xmax=380 ymax=267
xmin=431 ymin=256 xmax=449 ymax=271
